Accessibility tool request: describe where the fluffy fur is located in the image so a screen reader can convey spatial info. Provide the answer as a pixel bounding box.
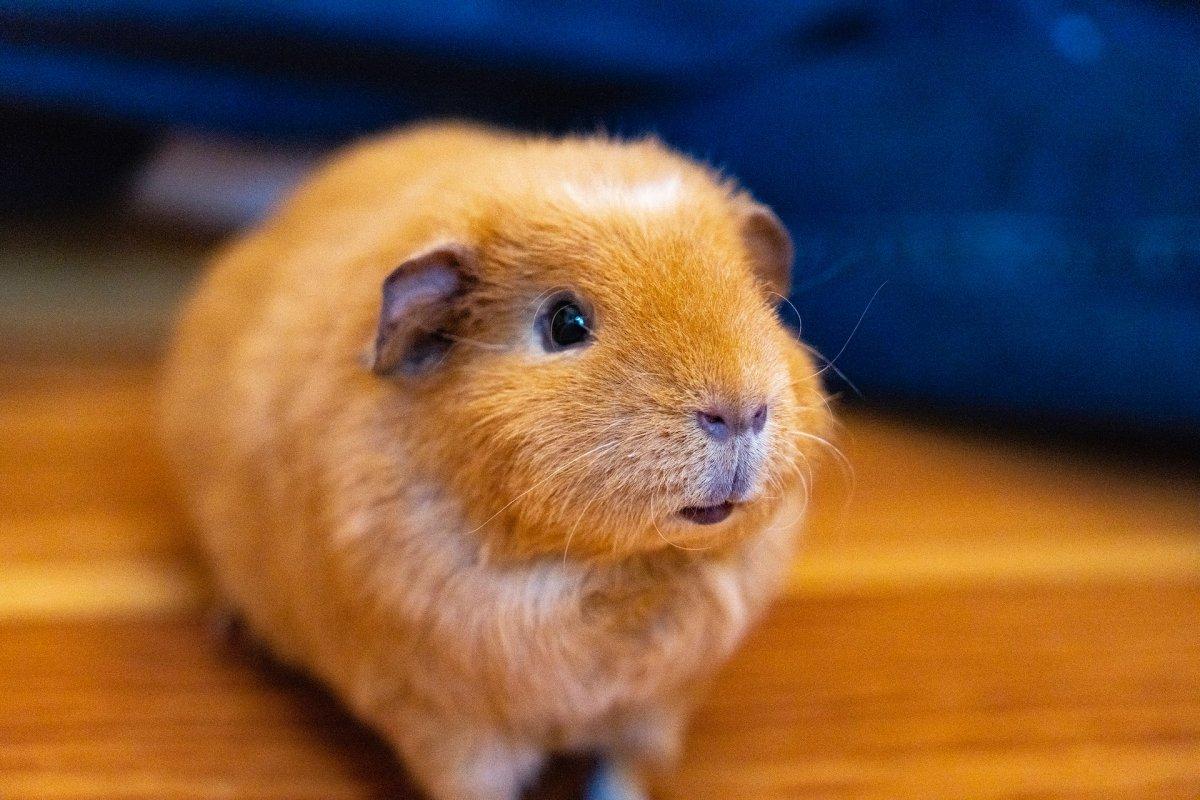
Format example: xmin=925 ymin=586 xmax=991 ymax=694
xmin=160 ymin=122 xmax=829 ymax=800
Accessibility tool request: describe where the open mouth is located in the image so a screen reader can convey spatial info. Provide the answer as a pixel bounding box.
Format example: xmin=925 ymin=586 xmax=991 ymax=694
xmin=677 ymin=501 xmax=737 ymax=525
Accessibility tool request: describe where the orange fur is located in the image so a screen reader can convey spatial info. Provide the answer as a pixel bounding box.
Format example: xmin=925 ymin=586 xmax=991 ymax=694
xmin=160 ymin=122 xmax=829 ymax=800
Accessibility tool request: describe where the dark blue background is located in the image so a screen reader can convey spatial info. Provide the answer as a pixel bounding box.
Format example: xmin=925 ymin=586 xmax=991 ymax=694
xmin=3 ymin=1 xmax=1198 ymax=431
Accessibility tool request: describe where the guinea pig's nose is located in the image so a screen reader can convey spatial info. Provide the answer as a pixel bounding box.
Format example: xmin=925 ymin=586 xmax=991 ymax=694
xmin=695 ymin=403 xmax=768 ymax=441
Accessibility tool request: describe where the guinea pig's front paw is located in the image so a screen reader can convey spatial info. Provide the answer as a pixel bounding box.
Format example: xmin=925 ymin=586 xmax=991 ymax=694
xmin=383 ymin=714 xmax=544 ymax=800
xmin=585 ymin=759 xmax=651 ymax=800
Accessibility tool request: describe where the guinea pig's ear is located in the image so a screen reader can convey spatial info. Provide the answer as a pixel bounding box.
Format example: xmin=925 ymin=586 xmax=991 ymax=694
xmin=738 ymin=200 xmax=794 ymax=299
xmin=369 ymin=243 xmax=475 ymax=377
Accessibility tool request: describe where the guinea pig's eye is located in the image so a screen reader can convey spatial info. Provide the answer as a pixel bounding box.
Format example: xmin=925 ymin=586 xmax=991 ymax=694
xmin=540 ymin=295 xmax=592 ymax=351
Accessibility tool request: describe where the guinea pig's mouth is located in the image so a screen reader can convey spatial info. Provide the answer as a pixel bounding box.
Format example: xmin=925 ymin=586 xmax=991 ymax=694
xmin=677 ymin=501 xmax=738 ymax=525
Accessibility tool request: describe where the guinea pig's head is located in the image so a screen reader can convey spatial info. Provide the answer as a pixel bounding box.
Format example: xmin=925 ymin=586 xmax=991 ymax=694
xmin=368 ymin=143 xmax=827 ymax=561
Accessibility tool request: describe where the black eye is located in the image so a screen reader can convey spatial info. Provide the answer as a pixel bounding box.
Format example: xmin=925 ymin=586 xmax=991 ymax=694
xmin=544 ymin=297 xmax=592 ymax=350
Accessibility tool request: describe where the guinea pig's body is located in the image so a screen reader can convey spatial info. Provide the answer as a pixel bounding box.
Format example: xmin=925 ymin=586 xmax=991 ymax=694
xmin=161 ymin=123 xmax=828 ymax=800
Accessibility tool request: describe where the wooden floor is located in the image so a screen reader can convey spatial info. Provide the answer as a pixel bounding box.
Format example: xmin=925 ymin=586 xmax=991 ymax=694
xmin=2 ymin=229 xmax=1199 ymax=799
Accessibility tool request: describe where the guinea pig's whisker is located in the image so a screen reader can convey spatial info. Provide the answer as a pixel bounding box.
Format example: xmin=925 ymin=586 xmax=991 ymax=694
xmin=765 ymin=469 xmax=790 ymax=501
xmin=652 ymin=518 xmax=716 ymax=553
xmin=808 ymin=281 xmax=887 ymax=394
xmin=768 ymin=461 xmax=814 ymax=527
xmin=530 ymin=286 xmax=573 ymax=321
xmin=792 ymin=430 xmax=855 ymax=521
xmin=562 ymin=484 xmax=606 ymax=565
xmin=781 ymin=465 xmax=810 ymax=507
xmin=793 ymin=449 xmax=815 ymax=481
xmin=792 ymin=246 xmax=870 ymax=295
xmin=464 ymin=439 xmax=620 ymax=537
xmin=812 ymin=392 xmax=839 ymax=425
xmin=768 ymin=290 xmax=803 ymax=336
xmin=774 ymin=491 xmax=812 ymax=533
xmin=649 ymin=495 xmax=718 ymax=553
xmin=804 ymin=350 xmax=863 ymax=400
xmin=794 ymin=431 xmax=850 ymax=474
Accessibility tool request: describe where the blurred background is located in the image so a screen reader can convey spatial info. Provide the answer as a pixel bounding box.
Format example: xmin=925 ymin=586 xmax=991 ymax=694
xmin=1 ymin=3 xmax=1198 ymax=799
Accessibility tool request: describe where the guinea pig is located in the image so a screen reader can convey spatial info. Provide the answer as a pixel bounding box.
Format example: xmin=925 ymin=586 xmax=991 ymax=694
xmin=160 ymin=122 xmax=829 ymax=800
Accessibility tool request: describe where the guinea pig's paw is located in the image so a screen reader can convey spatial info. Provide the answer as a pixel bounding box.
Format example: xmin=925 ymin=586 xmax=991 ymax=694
xmin=585 ymin=759 xmax=651 ymax=800
xmin=386 ymin=717 xmax=544 ymax=800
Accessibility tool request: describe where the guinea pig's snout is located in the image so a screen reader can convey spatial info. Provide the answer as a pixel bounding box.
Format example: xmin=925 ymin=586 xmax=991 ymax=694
xmin=678 ymin=399 xmax=772 ymax=525
xmin=694 ymin=402 xmax=768 ymax=442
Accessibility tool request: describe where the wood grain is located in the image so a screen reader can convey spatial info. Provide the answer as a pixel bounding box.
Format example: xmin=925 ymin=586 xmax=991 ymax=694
xmin=1 ymin=584 xmax=1196 ymax=799
xmin=680 ymin=584 xmax=1200 ymax=800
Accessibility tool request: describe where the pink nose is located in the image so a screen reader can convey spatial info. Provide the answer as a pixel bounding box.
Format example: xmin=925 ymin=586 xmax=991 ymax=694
xmin=695 ymin=403 xmax=768 ymax=442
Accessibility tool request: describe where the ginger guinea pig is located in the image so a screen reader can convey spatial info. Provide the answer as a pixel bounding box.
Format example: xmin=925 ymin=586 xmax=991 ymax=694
xmin=161 ymin=122 xmax=828 ymax=800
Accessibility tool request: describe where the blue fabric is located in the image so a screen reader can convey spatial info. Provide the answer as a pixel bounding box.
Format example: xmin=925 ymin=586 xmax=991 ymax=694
xmin=584 ymin=759 xmax=631 ymax=800
xmin=2 ymin=1 xmax=1198 ymax=431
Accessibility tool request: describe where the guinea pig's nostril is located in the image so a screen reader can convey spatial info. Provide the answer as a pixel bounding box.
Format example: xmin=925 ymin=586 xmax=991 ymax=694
xmin=697 ymin=403 xmax=769 ymax=440
xmin=696 ymin=409 xmax=732 ymax=441
xmin=750 ymin=403 xmax=769 ymax=434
